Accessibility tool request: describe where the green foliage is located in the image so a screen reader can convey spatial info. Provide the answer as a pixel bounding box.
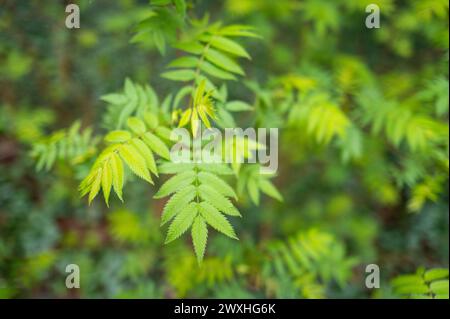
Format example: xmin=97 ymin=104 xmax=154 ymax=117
xmin=131 ymin=0 xmax=187 ymax=54
xmin=289 ymin=93 xmax=350 ymax=145
xmin=69 ymin=14 xmax=274 ymax=262
xmin=107 ymin=209 xmax=155 ymax=245
xmin=79 ymin=115 xmax=171 ymax=205
xmin=157 ymin=162 xmax=239 ymax=263
xmin=358 ymin=88 xmax=448 ymax=153
xmin=31 ymin=121 xmax=98 ymax=171
xmin=0 ymin=49 xmax=33 ymax=80
xmin=236 ymin=165 xmax=283 ymax=205
xmin=392 ymin=268 xmax=449 ymax=299
xmin=164 ymin=18 xmax=259 ymax=136
xmin=1 ymin=0 xmax=448 ymax=300
xmin=418 ymin=77 xmax=449 ymax=116
xmin=164 ymin=246 xmax=234 ymax=297
xmin=101 ymin=79 xmax=160 ymax=129
xmin=264 ymin=229 xmax=357 ymax=298
xmin=0 ymin=106 xmax=54 ymax=144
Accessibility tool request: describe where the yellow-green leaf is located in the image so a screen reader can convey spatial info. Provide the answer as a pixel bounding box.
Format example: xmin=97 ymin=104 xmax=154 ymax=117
xmin=142 ymin=132 xmax=171 ymax=160
xmin=192 ymin=215 xmax=208 ymax=264
xmin=202 ymin=35 xmax=250 ymax=59
xmin=88 ymin=169 xmax=102 ymax=204
xmin=119 ymin=144 xmax=153 ymax=184
xmin=104 ymin=130 xmax=132 ymax=143
xmin=130 ymin=138 xmax=158 ymax=176
xmin=110 ymin=153 xmax=124 ymax=201
xmin=127 ymin=117 xmax=147 ymax=135
xmin=161 ymin=70 xmax=197 ymax=82
xmin=102 ymin=161 xmax=113 ymax=206
xmin=204 ymin=48 xmax=244 ymax=75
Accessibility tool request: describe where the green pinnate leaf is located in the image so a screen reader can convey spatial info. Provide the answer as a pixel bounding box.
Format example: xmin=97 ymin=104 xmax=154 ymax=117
xmin=259 ymin=178 xmax=283 ymax=202
xmin=127 ymin=117 xmax=147 ymax=135
xmin=430 ymin=280 xmax=449 ymax=295
xmin=175 ymin=41 xmax=204 ymax=54
xmin=165 ymin=202 xmax=198 ymax=244
xmin=101 ymin=93 xmax=127 ymax=105
xmin=218 ymin=25 xmax=261 ymax=38
xmin=192 ymin=215 xmax=208 ymax=264
xmin=155 ymin=126 xmax=173 ymax=141
xmin=226 ymin=101 xmax=253 ymax=112
xmin=130 ymin=138 xmax=158 ymax=176
xmin=200 ymin=60 xmax=237 ymax=80
xmin=198 ymin=163 xmax=234 ymax=175
xmin=199 ymin=201 xmax=238 ymax=239
xmin=161 ymin=69 xmax=197 ymax=82
xmin=110 ymin=153 xmax=124 ymax=201
xmin=161 ymin=185 xmax=196 ymax=225
xmin=201 ymin=35 xmax=250 ymax=59
xmin=124 ymin=78 xmax=137 ymax=98
xmin=424 ymin=268 xmax=449 ymax=282
xmin=204 ymin=48 xmax=244 ymax=75
xmin=143 ymin=113 xmax=159 ymax=130
xmin=173 ymin=0 xmax=186 ymax=17
xmin=396 ymin=284 xmax=429 ymax=295
xmin=142 ymin=132 xmax=171 ymax=160
xmin=168 ymin=56 xmax=199 ymax=68
xmin=392 ymin=274 xmax=424 ymax=287
xmin=154 ymin=170 xmax=196 ymax=199
xmin=105 ymin=130 xmax=132 ymax=143
xmin=101 ymin=161 xmax=113 ymax=206
xmin=88 ymin=169 xmax=102 ymax=204
xmin=197 ymin=171 xmax=237 ymax=200
xmin=79 ymin=170 xmax=96 ymax=198
xmin=198 ymin=184 xmax=240 ymax=217
xmin=119 ymin=144 xmax=153 ymax=184
xmin=159 ymin=162 xmax=197 ymax=174
xmin=247 ymin=177 xmax=260 ymax=205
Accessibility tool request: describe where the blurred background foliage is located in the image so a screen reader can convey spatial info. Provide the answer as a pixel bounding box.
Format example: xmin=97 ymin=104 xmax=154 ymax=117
xmin=0 ymin=0 xmax=448 ymax=298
